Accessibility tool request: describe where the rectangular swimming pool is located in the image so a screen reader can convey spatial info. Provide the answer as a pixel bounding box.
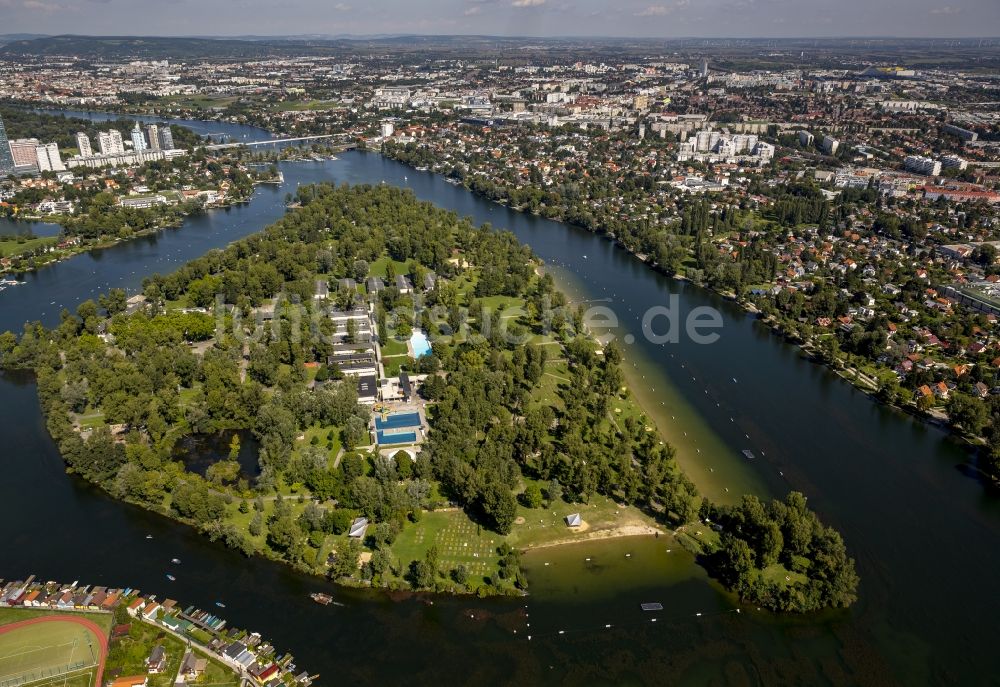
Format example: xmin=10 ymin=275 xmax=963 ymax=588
xmin=377 ymin=430 xmax=417 ymax=445
xmin=375 ymin=412 xmax=421 ymax=430
xmin=410 ymin=330 xmax=432 ymax=357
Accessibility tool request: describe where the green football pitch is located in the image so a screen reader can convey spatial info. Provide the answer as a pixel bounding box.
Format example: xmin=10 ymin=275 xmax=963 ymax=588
xmin=0 ymin=619 xmax=101 ymax=687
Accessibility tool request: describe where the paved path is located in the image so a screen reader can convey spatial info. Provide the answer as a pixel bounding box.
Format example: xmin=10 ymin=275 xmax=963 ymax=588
xmin=0 ymin=614 xmax=109 ymax=687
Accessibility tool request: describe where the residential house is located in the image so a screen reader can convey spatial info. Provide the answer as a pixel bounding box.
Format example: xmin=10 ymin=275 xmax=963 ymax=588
xmin=365 ymin=276 xmax=384 ymax=297
xmin=109 ymin=677 xmax=147 ymax=687
xmin=179 ymin=651 xmax=208 ymax=681
xmin=146 ymin=645 xmax=166 ymax=674
xmin=395 ymin=274 xmax=413 ymax=294
xmin=141 ymin=602 xmax=160 ymax=621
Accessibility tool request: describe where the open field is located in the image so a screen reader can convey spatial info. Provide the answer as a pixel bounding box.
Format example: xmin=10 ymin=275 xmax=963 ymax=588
xmin=368 ymin=256 xmax=411 ymax=280
xmin=392 ymin=510 xmax=503 ymax=583
xmin=0 ymin=615 xmax=107 ymax=687
xmin=0 ymin=237 xmax=58 ymax=258
xmin=268 ymin=99 xmax=342 ymax=112
xmin=507 ymin=490 xmax=663 ymax=549
xmin=154 ymin=94 xmax=240 ymax=110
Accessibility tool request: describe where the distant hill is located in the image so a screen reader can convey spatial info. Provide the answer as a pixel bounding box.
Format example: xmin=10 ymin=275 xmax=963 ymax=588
xmin=0 ymin=35 xmax=329 ymax=60
xmin=0 ymin=34 xmax=48 ymax=47
xmin=1 ymin=34 xmax=997 ymax=65
xmin=0 ymin=33 xmax=591 ymax=60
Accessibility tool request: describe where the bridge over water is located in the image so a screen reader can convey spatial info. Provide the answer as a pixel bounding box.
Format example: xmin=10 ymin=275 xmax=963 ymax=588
xmin=201 ymin=134 xmax=344 ymax=150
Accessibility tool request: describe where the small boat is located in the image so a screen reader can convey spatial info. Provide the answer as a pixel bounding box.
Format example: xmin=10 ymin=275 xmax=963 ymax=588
xmin=166 ymin=574 xmax=176 ymax=581
xmin=171 ymin=558 xmax=181 ymax=565
xmin=641 ymin=602 xmax=663 ymax=611
xmin=215 ymin=601 xmax=226 ymax=608
xmin=742 ymin=450 xmax=755 ymax=460
xmin=310 ymin=592 xmax=334 ymax=606
xmin=145 ymin=535 xmax=153 ymax=540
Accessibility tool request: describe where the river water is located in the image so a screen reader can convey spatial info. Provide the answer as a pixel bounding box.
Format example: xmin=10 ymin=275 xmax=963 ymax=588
xmin=1 ymin=115 xmax=998 ymax=685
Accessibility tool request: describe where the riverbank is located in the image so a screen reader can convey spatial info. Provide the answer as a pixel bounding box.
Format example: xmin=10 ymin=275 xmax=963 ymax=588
xmin=541 ymin=263 xmax=766 ymax=506
xmin=0 ymin=178 xmax=277 ymax=278
xmin=521 ymin=525 xmax=665 ymax=551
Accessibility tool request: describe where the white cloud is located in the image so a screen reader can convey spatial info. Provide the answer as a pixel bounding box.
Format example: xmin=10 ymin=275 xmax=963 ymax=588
xmin=635 ymin=1 xmax=689 ymax=17
xmin=930 ymin=5 xmax=961 ymax=14
xmin=464 ymin=5 xmax=482 ymax=15
xmin=0 ymin=0 xmax=63 ymax=10
xmin=512 ymin=0 xmax=546 ymax=7
xmin=333 ymin=2 xmax=351 ymax=10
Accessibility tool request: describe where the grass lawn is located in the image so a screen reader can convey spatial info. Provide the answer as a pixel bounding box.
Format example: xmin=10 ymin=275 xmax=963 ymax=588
xmin=382 ymin=355 xmax=409 ymax=378
xmin=269 ymin=99 xmax=342 ymax=112
xmin=199 ymin=653 xmax=241 ymax=687
xmin=76 ymin=409 xmax=106 ymax=431
xmin=391 ymin=510 xmax=503 ymax=584
xmin=156 ymin=94 xmax=240 ymax=110
xmin=526 ymin=359 xmax=570 ymax=415
xmin=477 ymin=295 xmax=525 ymax=313
xmin=0 ymin=236 xmax=58 ymax=258
xmin=525 ymin=333 xmax=561 ymax=346
xmin=380 ymin=337 xmax=409 ymax=357
xmin=298 ymin=423 xmax=342 ymax=466
xmin=0 ymin=612 xmax=107 ymax=687
xmin=368 ymin=256 xmax=411 ymax=280
xmin=0 ymin=609 xmax=111 ymax=633
xmin=674 ymin=524 xmax=721 ymax=555
xmin=451 ymin=272 xmax=477 ymax=301
xmin=762 ymin=563 xmax=809 ymax=588
xmin=224 ymin=494 xmax=315 ymax=553
xmin=605 ymin=386 xmax=649 ymax=435
xmin=176 ymin=384 xmax=201 ymax=411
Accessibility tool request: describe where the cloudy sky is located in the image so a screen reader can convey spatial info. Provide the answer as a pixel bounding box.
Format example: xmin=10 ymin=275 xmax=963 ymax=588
xmin=0 ymin=0 xmax=996 ymax=38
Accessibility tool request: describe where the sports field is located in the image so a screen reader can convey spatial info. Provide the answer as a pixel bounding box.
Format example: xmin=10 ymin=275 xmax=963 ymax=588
xmin=0 ymin=616 xmax=107 ymax=687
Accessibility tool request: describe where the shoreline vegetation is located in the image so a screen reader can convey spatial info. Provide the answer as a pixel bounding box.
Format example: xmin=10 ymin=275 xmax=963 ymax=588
xmin=380 ymin=146 xmax=999 ymax=485
xmin=0 ymin=183 xmax=858 ymax=613
xmin=0 ymin=179 xmax=276 ymax=277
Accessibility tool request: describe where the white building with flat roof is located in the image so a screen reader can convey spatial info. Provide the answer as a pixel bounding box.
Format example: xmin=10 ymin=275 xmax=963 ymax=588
xmin=35 ymin=142 xmax=65 ymax=172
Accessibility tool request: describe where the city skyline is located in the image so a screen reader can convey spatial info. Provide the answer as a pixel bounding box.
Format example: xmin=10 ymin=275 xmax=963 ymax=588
xmin=0 ymin=0 xmax=997 ymax=39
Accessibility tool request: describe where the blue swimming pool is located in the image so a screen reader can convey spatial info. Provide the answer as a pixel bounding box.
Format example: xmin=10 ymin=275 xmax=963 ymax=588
xmin=410 ymin=330 xmax=432 ymax=357
xmin=377 ymin=430 xmax=417 ymax=445
xmin=375 ymin=412 xmax=421 ymax=430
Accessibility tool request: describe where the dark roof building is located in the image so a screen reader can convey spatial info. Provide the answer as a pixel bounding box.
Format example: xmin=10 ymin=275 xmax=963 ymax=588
xmin=357 ymin=374 xmax=377 ymax=404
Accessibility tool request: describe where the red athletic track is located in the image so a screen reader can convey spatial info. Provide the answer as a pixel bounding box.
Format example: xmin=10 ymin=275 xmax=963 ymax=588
xmin=0 ymin=614 xmax=109 ymax=687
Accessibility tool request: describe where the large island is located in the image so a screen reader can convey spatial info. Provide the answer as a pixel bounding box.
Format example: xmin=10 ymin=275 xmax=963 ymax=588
xmin=0 ymin=184 xmax=857 ymax=612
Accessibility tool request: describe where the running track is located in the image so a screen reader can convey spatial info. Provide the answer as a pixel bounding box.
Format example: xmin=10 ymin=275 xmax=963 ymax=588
xmin=0 ymin=615 xmax=108 ymax=687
